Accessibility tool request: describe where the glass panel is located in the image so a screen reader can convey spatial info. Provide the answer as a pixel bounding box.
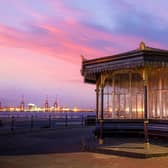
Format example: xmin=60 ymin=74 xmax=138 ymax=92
xmin=98 ymin=68 xmax=168 ymax=120
xmin=149 ymin=92 xmax=156 ymax=118
xmin=148 ymin=70 xmax=159 ymax=90
xmin=100 ymin=72 xmax=145 ymax=119
xmin=108 ymin=93 xmax=113 ymax=117
xmin=148 ymin=68 xmax=168 ymax=119
xmin=114 ymin=94 xmax=119 ymax=118
xmin=131 ymin=73 xmax=143 ymax=93
xmin=131 ymin=95 xmax=136 ymax=119
xmin=162 ymin=91 xmax=168 ymax=119
xmin=125 ymin=94 xmax=130 ymax=118
xmin=120 ymin=74 xmax=129 ymax=93
xmin=113 ymin=73 xmax=130 ymax=119
xmin=161 ymin=69 xmax=168 ymax=90
xmin=131 ymin=73 xmax=144 ymax=119
xmin=104 ymin=94 xmax=112 ymax=119
xmin=156 ymin=92 xmax=161 ymax=118
xmin=119 ymin=94 xmax=126 ymax=118
xmin=104 ymin=82 xmax=113 ymax=119
xmin=136 ymin=94 xmax=144 ymax=119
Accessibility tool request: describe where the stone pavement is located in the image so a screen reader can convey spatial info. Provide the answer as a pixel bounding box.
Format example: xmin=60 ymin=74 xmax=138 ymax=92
xmin=91 ymin=137 xmax=168 ymax=158
xmin=0 ymin=127 xmax=168 ymax=168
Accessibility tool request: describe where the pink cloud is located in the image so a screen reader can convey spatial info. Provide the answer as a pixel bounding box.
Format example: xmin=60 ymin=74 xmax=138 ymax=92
xmin=0 ymin=14 xmax=167 ymax=66
xmin=0 ymin=22 xmax=106 ymax=63
xmin=0 ymin=0 xmax=167 ymax=62
xmin=1 ymin=0 xmax=168 ymax=108
xmin=44 ymin=0 xmax=89 ymax=19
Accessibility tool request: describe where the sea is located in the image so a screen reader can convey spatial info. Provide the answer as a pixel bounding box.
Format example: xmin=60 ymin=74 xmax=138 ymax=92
xmin=0 ymin=111 xmax=96 ymax=119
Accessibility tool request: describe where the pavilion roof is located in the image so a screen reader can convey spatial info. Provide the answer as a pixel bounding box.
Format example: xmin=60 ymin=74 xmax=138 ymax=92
xmin=81 ymin=42 xmax=168 ymax=84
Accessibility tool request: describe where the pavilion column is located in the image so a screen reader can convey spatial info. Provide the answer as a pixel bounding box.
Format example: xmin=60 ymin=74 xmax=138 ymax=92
xmin=112 ymin=74 xmax=115 ymax=119
xmin=101 ymin=87 xmax=104 ymax=120
xmin=159 ymin=71 xmax=163 ymax=119
xmin=99 ymin=86 xmax=104 ymax=144
xmin=143 ymin=69 xmax=150 ymax=147
xmin=98 ymin=74 xmax=106 ymax=144
xmin=129 ymin=72 xmax=132 ymax=119
xmin=95 ymin=82 xmax=99 ymax=121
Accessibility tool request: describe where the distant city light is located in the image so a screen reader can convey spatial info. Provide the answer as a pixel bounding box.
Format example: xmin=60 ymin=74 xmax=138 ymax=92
xmin=0 ymin=103 xmax=94 ymax=112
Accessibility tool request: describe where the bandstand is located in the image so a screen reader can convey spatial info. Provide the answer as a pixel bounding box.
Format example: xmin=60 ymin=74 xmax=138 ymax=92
xmin=81 ymin=42 xmax=168 ymax=144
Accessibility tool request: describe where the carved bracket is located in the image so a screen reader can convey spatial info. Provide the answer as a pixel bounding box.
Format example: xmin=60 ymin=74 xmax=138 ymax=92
xmin=100 ymin=73 xmax=109 ymax=88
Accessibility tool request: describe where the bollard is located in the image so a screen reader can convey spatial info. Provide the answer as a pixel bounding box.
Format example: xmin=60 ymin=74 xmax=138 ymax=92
xmin=30 ymin=115 xmax=34 ymax=129
xmin=11 ymin=116 xmax=15 ymax=132
xmin=49 ymin=114 xmax=51 ymax=128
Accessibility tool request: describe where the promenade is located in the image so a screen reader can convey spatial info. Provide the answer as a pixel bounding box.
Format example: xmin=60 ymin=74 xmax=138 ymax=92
xmin=1 ymin=127 xmax=168 ymax=168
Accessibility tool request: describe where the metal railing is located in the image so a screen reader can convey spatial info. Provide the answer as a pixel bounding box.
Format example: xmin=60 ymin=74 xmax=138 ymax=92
xmin=0 ymin=112 xmax=96 ymax=133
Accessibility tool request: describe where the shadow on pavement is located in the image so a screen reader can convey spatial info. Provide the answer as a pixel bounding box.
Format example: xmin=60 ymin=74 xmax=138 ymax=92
xmin=0 ymin=127 xmax=94 ymax=156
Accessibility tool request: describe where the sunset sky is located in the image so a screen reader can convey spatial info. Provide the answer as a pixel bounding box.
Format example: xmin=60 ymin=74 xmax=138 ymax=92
xmin=0 ymin=0 xmax=168 ymax=108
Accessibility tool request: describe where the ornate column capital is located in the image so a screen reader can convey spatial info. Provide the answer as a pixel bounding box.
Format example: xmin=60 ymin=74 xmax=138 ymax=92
xmin=100 ymin=73 xmax=108 ymax=89
xmin=95 ymin=88 xmax=100 ymax=92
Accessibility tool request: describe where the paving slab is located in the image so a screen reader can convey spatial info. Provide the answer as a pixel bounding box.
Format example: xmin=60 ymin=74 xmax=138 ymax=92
xmin=89 ymin=137 xmax=168 ymax=158
xmin=1 ymin=128 xmax=168 ymax=168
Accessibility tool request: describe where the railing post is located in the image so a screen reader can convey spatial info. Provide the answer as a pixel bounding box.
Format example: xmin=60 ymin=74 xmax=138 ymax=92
xmin=81 ymin=114 xmax=84 ymax=127
xmin=11 ymin=116 xmax=14 ymax=132
xmin=65 ymin=113 xmax=68 ymax=127
xmin=49 ymin=114 xmax=51 ymax=128
xmin=31 ymin=115 xmax=34 ymax=129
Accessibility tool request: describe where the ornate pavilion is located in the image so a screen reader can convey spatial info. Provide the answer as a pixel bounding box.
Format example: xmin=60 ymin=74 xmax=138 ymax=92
xmin=81 ymin=42 xmax=168 ymax=143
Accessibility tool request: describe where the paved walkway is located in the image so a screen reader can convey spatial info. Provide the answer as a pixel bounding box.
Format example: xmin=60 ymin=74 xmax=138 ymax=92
xmin=93 ymin=137 xmax=168 ymax=158
xmin=0 ymin=127 xmax=168 ymax=168
xmin=0 ymin=127 xmax=93 ymax=155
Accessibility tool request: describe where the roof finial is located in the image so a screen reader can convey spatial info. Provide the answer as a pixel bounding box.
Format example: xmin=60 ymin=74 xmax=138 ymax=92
xmin=80 ymin=54 xmax=87 ymax=62
xmin=139 ymin=41 xmax=146 ymax=50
